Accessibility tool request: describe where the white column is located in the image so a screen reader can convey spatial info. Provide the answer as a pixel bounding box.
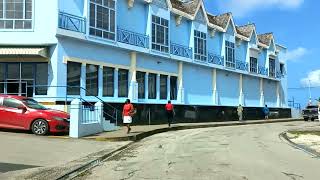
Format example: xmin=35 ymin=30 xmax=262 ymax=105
xmin=69 ymin=99 xmax=82 ymax=138
xmin=177 ymin=61 xmax=184 ymax=103
xmin=212 ymin=69 xmax=218 ymax=105
xmin=98 ymin=65 xmax=103 ymax=97
xmin=156 ymin=74 xmax=160 ymax=100
xmin=80 ymin=63 xmax=86 ymax=97
xmin=114 ymin=68 xmax=119 ymax=98
xmin=239 ymin=74 xmax=244 ymax=106
xmin=276 ymin=81 xmax=281 ymax=107
xmin=167 ymin=75 xmax=171 ymax=100
xmin=128 ymin=52 xmax=138 ymax=102
xmin=260 ymin=78 xmax=265 ymax=107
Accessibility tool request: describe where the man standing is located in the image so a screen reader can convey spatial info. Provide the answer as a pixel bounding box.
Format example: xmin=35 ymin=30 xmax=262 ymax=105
xmin=237 ymin=104 xmax=243 ymax=121
xmin=263 ymin=105 xmax=270 ymax=120
xmin=165 ymin=101 xmax=174 ymax=127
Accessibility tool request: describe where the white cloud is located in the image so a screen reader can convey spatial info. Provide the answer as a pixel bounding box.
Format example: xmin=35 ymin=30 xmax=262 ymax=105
xmin=300 ymin=70 xmax=320 ymax=87
xmin=283 ymin=47 xmax=308 ymax=62
xmin=216 ymin=0 xmax=304 ymax=17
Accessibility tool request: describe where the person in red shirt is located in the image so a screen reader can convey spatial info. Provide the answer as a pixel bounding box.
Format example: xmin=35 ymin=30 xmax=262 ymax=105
xmin=165 ymin=100 xmax=174 ymax=127
xmin=122 ymin=99 xmax=135 ymax=134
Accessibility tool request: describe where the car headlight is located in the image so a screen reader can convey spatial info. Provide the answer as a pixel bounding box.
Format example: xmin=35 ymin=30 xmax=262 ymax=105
xmin=53 ymin=116 xmax=65 ymax=121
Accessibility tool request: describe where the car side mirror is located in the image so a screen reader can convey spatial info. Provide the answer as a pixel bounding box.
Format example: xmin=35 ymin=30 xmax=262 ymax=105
xmin=18 ymin=106 xmax=27 ymax=112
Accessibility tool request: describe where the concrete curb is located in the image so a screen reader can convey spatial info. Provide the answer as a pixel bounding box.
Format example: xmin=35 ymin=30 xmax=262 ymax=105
xmin=279 ymin=131 xmax=320 ymax=158
xmin=88 ymin=119 xmax=302 ymax=142
xmin=54 ymin=118 xmax=302 ymax=180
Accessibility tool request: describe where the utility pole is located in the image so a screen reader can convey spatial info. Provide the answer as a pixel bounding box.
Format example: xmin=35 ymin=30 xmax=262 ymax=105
xmin=308 ymin=79 xmax=312 ymax=105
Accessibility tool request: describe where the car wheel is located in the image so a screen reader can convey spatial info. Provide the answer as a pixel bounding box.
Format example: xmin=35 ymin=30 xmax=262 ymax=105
xmin=31 ymin=119 xmax=49 ymax=135
xmin=304 ymin=117 xmax=309 ymax=121
xmin=311 ymin=118 xmax=315 ymax=121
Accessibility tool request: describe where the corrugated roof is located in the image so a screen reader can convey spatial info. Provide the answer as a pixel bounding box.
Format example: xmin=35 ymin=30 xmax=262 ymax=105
xmin=0 ymin=47 xmax=48 ymax=58
xmin=170 ymin=0 xmax=200 ymax=16
xmin=258 ymin=33 xmax=273 ymax=46
xmin=236 ymin=24 xmax=255 ymax=38
xmin=207 ymin=12 xmax=232 ymax=30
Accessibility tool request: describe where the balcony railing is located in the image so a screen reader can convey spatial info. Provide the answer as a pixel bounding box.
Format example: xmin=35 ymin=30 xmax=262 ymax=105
xmin=258 ymin=66 xmax=268 ymax=76
xmin=236 ymin=60 xmax=249 ymax=71
xmin=170 ymin=42 xmax=192 ymax=59
xmin=58 ymin=11 xmax=86 ymax=33
xmin=208 ymin=53 xmax=224 ymax=66
xmin=276 ymin=71 xmax=282 ymax=79
xmin=117 ymin=27 xmax=149 ymax=48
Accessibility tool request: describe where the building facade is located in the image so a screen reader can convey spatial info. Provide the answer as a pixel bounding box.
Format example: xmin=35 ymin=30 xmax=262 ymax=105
xmin=0 ymin=0 xmax=290 ymax=124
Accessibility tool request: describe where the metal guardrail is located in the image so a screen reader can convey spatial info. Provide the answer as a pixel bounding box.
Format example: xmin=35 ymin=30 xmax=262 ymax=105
xmin=236 ymin=60 xmax=249 ymax=71
xmin=170 ymin=42 xmax=192 ymax=59
xmin=208 ymin=53 xmax=224 ymax=66
xmin=58 ymin=11 xmax=86 ymax=33
xmin=117 ymin=27 xmax=149 ymax=48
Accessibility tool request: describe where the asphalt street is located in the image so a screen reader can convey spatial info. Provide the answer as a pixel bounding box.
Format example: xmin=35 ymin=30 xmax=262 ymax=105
xmin=78 ymin=121 xmax=320 ymax=180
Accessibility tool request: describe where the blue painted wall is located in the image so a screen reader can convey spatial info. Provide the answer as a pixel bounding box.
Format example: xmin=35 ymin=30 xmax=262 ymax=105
xmin=59 ymin=0 xmax=84 ymax=16
xmin=137 ymin=54 xmax=178 ymax=74
xmin=183 ymin=63 xmax=213 ymax=105
xmin=264 ymin=80 xmax=277 ymax=107
xmin=170 ymin=14 xmax=191 ymax=47
xmin=243 ymin=75 xmax=260 ymax=107
xmin=217 ymin=70 xmax=239 ymax=106
xmin=236 ymin=41 xmax=248 ymax=62
xmin=208 ymin=31 xmax=223 ymax=55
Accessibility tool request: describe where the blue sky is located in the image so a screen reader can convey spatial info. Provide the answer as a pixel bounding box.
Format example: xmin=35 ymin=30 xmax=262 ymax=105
xmin=203 ymin=0 xmax=320 ymax=106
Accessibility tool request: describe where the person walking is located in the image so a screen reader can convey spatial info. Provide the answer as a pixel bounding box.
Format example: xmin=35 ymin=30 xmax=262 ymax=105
xmin=263 ymin=105 xmax=270 ymax=120
xmin=122 ymin=99 xmax=135 ymax=134
xmin=165 ymin=100 xmax=174 ymax=127
xmin=237 ymin=104 xmax=243 ymax=122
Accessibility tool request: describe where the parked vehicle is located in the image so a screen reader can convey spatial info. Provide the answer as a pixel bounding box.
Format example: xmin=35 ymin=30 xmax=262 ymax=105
xmin=302 ymin=105 xmax=319 ymax=121
xmin=0 ymin=95 xmax=69 ymax=135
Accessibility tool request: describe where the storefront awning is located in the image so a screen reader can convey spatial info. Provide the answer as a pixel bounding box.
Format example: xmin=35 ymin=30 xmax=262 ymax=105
xmin=0 ymin=47 xmax=48 ymax=58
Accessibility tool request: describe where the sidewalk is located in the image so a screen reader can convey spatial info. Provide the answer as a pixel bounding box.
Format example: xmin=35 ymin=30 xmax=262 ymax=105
xmin=84 ymin=118 xmax=302 ymax=142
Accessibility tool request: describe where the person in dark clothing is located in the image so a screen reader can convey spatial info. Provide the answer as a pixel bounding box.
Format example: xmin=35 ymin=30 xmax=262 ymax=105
xmin=263 ymin=105 xmax=270 ymax=120
xmin=165 ymin=101 xmax=174 ymax=127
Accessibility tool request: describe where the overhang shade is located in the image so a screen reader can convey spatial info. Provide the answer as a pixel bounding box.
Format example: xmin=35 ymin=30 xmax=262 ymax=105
xmin=0 ymin=47 xmax=48 ymax=58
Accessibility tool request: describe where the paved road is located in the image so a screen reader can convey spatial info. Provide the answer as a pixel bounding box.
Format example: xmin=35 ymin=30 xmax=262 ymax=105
xmin=79 ymin=121 xmax=320 ymax=180
xmin=0 ymin=130 xmax=129 ymax=179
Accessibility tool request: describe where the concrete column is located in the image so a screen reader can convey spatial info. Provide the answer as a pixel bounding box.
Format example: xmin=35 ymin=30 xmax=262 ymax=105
xmin=80 ymin=63 xmax=86 ymax=97
xmin=239 ymin=74 xmax=244 ymax=106
xmin=260 ymin=78 xmax=265 ymax=107
xmin=212 ymin=69 xmax=218 ymax=105
xmin=156 ymin=74 xmax=160 ymax=100
xmin=167 ymin=75 xmax=170 ymax=100
xmin=98 ymin=65 xmax=103 ymax=97
xmin=145 ymin=72 xmax=149 ymax=99
xmin=177 ymin=61 xmax=184 ymax=103
xmin=114 ymin=68 xmax=119 ymax=98
xmin=276 ymin=81 xmax=281 ymax=107
xmin=128 ymin=52 xmax=138 ymax=102
xmin=69 ymin=99 xmax=82 ymax=138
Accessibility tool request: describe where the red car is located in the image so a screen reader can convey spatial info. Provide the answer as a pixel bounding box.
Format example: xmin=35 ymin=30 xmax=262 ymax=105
xmin=0 ymin=95 xmax=69 ymax=135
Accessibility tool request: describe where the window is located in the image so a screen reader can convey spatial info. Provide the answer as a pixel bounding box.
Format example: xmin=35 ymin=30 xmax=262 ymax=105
xmin=170 ymin=76 xmax=177 ymax=100
xmin=148 ymin=73 xmax=156 ymax=99
xmin=225 ymin=41 xmax=235 ymax=68
xmin=280 ymin=63 xmax=285 ymax=75
xmin=3 ymin=98 xmax=22 ymax=109
xmin=160 ymin=75 xmax=167 ymax=100
xmin=103 ymin=67 xmax=114 ymax=97
xmin=89 ymin=0 xmax=115 ymax=40
xmin=250 ymin=57 xmax=258 ymax=73
xmin=86 ymin=64 xmax=98 ymax=96
xmin=35 ymin=63 xmax=48 ymax=95
xmin=0 ymin=0 xmax=33 ymax=29
xmin=194 ymin=30 xmax=207 ymax=61
xmin=137 ymin=71 xmax=145 ymax=99
xmin=151 ymin=15 xmax=169 ymax=53
xmin=67 ymin=62 xmax=81 ymax=95
xmin=0 ymin=63 xmax=4 ymax=93
xmin=118 ymin=69 xmax=128 ymax=97
xmin=269 ymin=58 xmax=275 ymax=77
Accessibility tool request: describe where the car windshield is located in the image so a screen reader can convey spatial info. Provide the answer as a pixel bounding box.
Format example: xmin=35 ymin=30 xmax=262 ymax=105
xmin=23 ymin=99 xmax=48 ymax=110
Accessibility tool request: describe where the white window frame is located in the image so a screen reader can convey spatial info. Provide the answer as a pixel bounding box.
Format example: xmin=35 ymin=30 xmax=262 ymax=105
xmin=269 ymin=58 xmax=276 ymax=77
xmin=0 ymin=0 xmax=34 ymax=31
xmin=194 ymin=30 xmax=207 ymax=62
xmin=250 ymin=57 xmax=258 ymax=73
xmin=151 ymin=15 xmax=169 ymax=53
xmin=89 ymin=0 xmax=116 ymax=41
xmin=225 ymin=41 xmax=235 ymax=68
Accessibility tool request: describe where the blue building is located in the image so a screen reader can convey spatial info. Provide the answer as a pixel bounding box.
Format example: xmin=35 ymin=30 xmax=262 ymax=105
xmin=0 ymin=0 xmax=290 ymax=123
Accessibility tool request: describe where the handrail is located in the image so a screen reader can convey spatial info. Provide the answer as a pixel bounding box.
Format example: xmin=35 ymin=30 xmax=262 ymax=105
xmin=26 ymin=85 xmax=120 ymax=124
xmin=170 ymin=42 xmax=192 ymax=59
xmin=58 ymin=11 xmax=86 ymax=34
xmin=208 ymin=53 xmax=224 ymax=66
xmin=117 ymin=27 xmax=149 ymax=48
